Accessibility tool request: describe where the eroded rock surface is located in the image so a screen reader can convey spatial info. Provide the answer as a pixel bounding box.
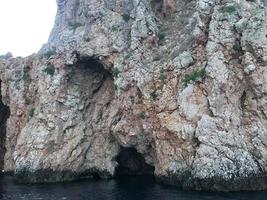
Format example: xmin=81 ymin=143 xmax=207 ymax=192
xmin=1 ymin=0 xmax=267 ymax=191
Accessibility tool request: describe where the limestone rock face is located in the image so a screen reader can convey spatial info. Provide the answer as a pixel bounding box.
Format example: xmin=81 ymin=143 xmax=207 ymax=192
xmin=1 ymin=0 xmax=267 ymax=191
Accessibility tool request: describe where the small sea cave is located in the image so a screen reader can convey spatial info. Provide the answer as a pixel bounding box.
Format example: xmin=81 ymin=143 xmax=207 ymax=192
xmin=75 ymin=57 xmax=107 ymax=73
xmin=67 ymin=57 xmax=113 ymax=93
xmin=0 ymin=80 xmax=10 ymax=170
xmin=115 ymin=147 xmax=155 ymax=176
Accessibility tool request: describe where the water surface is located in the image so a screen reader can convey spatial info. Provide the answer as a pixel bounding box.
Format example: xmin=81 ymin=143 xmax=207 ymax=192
xmin=1 ymin=175 xmax=267 ymax=200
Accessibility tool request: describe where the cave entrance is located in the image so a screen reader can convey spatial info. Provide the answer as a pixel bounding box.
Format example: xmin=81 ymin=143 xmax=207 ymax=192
xmin=0 ymin=80 xmax=10 ymax=170
xmin=115 ymin=147 xmax=155 ymax=176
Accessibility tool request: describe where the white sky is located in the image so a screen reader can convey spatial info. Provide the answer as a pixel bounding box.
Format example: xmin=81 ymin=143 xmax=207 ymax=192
xmin=0 ymin=0 xmax=57 ymax=57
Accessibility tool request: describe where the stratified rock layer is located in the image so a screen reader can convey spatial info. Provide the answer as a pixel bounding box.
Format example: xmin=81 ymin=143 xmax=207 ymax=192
xmin=1 ymin=0 xmax=267 ymax=191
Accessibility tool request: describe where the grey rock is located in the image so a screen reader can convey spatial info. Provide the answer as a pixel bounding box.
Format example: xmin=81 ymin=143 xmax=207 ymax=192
xmin=0 ymin=0 xmax=267 ymax=191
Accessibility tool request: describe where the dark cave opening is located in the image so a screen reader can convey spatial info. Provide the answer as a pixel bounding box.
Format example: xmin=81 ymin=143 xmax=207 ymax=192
xmin=0 ymin=80 xmax=10 ymax=170
xmin=68 ymin=57 xmax=113 ymax=86
xmin=76 ymin=57 xmax=107 ymax=72
xmin=115 ymin=147 xmax=155 ymax=176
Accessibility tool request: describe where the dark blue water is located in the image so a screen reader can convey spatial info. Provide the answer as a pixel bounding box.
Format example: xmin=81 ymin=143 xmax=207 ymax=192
xmin=1 ymin=175 xmax=267 ymax=200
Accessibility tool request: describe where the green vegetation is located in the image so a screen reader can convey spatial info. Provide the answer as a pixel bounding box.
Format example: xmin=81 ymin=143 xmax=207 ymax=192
xmin=68 ymin=22 xmax=83 ymax=32
xmin=41 ymin=50 xmax=55 ymax=59
xmin=28 ymin=108 xmax=35 ymax=119
xmin=122 ymin=14 xmax=130 ymax=22
xmin=221 ymin=5 xmax=236 ymax=14
xmin=233 ymin=40 xmax=242 ymax=53
xmin=182 ymin=68 xmax=206 ymax=87
xmin=113 ymin=83 xmax=118 ymax=90
xmin=111 ymin=26 xmax=118 ymax=32
xmin=124 ymin=53 xmax=132 ymax=60
xmin=22 ymin=72 xmax=31 ymax=81
xmin=129 ymin=95 xmax=135 ymax=104
xmin=112 ymin=68 xmax=120 ymax=78
xmin=138 ymin=111 xmax=146 ymax=119
xmin=149 ymin=90 xmax=157 ymax=101
xmin=43 ymin=65 xmax=55 ymax=76
xmin=158 ymin=31 xmax=166 ymax=42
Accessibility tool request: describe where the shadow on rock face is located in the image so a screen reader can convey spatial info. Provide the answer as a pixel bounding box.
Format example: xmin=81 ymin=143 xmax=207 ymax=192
xmin=115 ymin=147 xmax=155 ymax=176
xmin=0 ymin=80 xmax=10 ymax=170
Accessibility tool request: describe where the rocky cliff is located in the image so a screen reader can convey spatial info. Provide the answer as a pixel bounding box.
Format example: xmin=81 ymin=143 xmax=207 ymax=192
xmin=1 ymin=0 xmax=267 ymax=191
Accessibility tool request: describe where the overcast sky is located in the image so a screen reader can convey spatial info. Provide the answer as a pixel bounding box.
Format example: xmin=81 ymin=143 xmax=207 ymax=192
xmin=0 ymin=0 xmax=56 ymax=57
